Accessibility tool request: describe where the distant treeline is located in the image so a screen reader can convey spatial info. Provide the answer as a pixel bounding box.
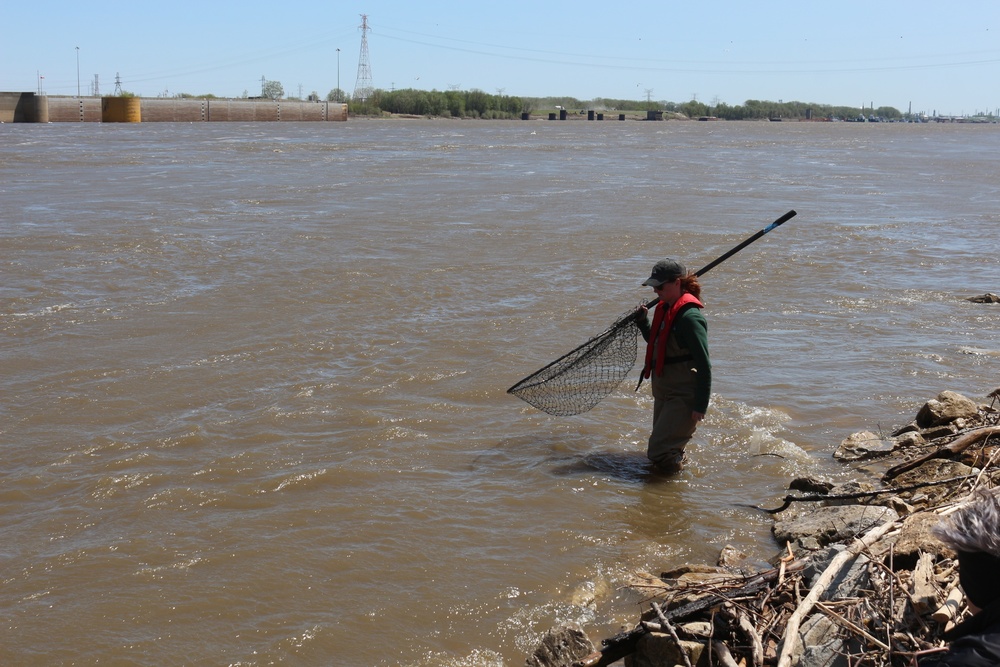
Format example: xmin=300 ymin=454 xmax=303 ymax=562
xmin=331 ymin=88 xmax=907 ymax=120
xmin=171 ymin=87 xmax=989 ymax=120
xmin=347 ymin=88 xmax=526 ymax=119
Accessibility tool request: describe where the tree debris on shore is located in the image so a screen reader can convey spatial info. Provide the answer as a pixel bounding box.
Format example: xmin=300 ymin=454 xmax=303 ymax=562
xmin=526 ymin=388 xmax=1000 ymax=667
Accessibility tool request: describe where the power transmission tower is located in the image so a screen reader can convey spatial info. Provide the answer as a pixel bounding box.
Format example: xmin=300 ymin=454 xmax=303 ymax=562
xmin=114 ymin=73 xmax=123 ymax=95
xmin=353 ymin=14 xmax=374 ymax=102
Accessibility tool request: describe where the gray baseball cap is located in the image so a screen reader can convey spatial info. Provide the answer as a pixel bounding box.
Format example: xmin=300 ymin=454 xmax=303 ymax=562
xmin=641 ymin=259 xmax=687 ymax=287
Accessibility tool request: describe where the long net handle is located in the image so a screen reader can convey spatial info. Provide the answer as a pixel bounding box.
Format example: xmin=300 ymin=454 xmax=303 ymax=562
xmin=642 ymin=209 xmax=797 ymax=310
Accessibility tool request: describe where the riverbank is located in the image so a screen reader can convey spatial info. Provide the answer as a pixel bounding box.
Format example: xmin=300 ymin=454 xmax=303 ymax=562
xmin=528 ymin=384 xmax=1000 ymax=667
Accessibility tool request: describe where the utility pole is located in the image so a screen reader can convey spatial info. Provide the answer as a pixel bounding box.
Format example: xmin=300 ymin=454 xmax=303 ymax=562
xmin=76 ymin=46 xmax=80 ymax=97
xmin=336 ymin=48 xmax=341 ymax=101
xmin=353 ymin=14 xmax=374 ymax=102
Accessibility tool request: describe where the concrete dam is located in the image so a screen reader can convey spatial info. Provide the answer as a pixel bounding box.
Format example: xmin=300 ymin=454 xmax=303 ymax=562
xmin=0 ymin=93 xmax=348 ymax=123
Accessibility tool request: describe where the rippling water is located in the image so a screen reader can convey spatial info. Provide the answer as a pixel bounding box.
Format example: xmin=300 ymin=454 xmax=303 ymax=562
xmin=2 ymin=120 xmax=999 ymax=665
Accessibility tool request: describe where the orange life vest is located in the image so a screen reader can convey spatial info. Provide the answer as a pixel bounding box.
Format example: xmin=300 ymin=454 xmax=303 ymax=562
xmin=641 ymin=293 xmax=704 ymax=379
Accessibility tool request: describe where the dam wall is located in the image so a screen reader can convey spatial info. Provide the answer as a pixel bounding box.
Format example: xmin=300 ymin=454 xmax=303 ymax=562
xmin=1 ymin=93 xmax=348 ymax=123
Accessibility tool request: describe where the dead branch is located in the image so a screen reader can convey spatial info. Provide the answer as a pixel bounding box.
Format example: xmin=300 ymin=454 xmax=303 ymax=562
xmin=752 ymin=474 xmax=983 ymax=514
xmin=735 ymin=608 xmax=764 ymax=667
xmin=911 ymin=552 xmax=938 ymax=614
xmin=883 ymin=426 xmax=1000 ymax=481
xmin=652 ymin=602 xmax=692 ymax=667
xmin=776 ymin=516 xmax=900 ymax=667
xmin=711 ymin=639 xmax=741 ymax=667
xmin=815 ymin=600 xmax=891 ymax=650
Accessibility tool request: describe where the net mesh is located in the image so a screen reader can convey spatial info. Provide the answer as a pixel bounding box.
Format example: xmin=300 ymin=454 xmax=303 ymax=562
xmin=507 ymin=308 xmax=641 ymax=416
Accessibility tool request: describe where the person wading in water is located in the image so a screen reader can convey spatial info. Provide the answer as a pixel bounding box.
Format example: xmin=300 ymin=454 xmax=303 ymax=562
xmin=635 ymin=259 xmax=711 ymax=474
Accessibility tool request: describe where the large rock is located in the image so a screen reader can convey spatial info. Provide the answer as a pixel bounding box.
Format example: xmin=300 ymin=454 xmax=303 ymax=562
xmin=525 ymin=624 xmax=594 ymax=667
xmin=823 ymin=481 xmax=876 ymax=507
xmin=885 ymin=511 xmax=951 ymax=567
xmin=716 ymin=544 xmax=769 ymax=573
xmin=802 ymin=544 xmax=872 ymax=600
xmin=922 ymin=424 xmax=960 ymax=441
xmin=791 ymin=613 xmax=850 ymax=667
xmin=656 ymin=564 xmax=735 ymax=610
xmin=915 ymin=391 xmax=979 ymax=428
xmin=773 ymin=505 xmax=899 ymax=550
xmin=890 ymin=459 xmax=976 ymax=507
xmin=790 ymin=477 xmax=835 ymax=494
xmin=834 ymin=431 xmax=896 ymax=461
xmin=626 ymin=632 xmax=705 ymax=667
xmin=893 ymin=430 xmax=927 ymax=449
xmin=777 ymin=606 xmax=868 ymax=667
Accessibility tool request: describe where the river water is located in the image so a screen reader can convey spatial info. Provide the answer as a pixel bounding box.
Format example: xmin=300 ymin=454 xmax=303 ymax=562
xmin=2 ymin=119 xmax=998 ymax=666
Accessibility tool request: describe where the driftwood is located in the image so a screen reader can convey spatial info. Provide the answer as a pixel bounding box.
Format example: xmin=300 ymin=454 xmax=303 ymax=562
xmin=651 ymin=602 xmax=692 ymax=667
xmin=574 ymin=563 xmax=803 ymax=667
xmin=911 ymin=552 xmax=938 ymax=614
xmin=883 ymin=425 xmax=1000 ymax=481
xmin=933 ymin=585 xmax=964 ymax=624
xmin=711 ymin=640 xmax=740 ymax=667
xmin=730 ymin=606 xmax=764 ymax=667
xmin=775 ymin=516 xmax=900 ymax=667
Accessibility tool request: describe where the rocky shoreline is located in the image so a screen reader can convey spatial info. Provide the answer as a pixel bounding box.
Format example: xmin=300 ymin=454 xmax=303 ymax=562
xmin=527 ymin=384 xmax=1000 ymax=667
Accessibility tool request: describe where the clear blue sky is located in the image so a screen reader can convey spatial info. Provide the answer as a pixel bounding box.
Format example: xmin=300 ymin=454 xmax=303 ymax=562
xmin=3 ymin=1 xmax=998 ymax=115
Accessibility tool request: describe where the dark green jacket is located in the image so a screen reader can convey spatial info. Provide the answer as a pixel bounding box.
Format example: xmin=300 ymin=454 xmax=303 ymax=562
xmin=637 ymin=305 xmax=712 ymax=413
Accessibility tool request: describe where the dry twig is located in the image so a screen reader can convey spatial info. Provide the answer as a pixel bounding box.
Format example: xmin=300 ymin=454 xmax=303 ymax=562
xmin=776 ymin=517 xmax=900 ymax=667
xmin=651 ymin=602 xmax=692 ymax=667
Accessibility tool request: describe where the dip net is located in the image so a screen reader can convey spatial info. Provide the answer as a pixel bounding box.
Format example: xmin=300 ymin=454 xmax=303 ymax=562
xmin=507 ymin=211 xmax=796 ymax=417
xmin=506 ymin=308 xmax=642 ymax=416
